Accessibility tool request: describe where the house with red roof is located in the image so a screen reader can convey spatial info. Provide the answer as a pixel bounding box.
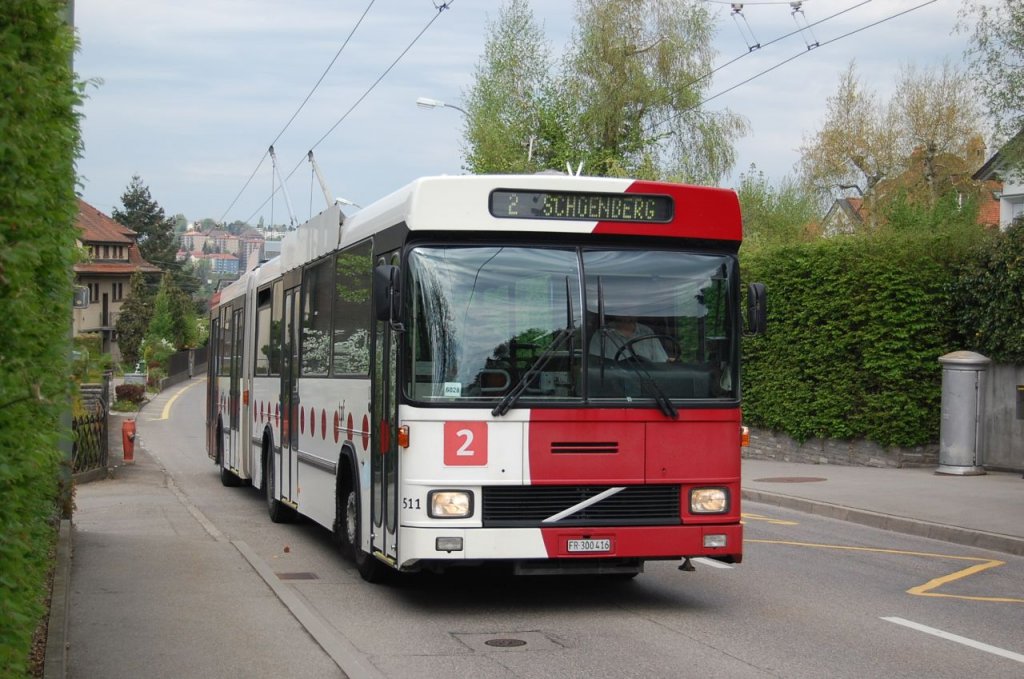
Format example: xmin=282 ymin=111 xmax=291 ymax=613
xmin=973 ymin=131 xmax=1024 ymax=230
xmin=73 ymin=199 xmax=162 ymax=358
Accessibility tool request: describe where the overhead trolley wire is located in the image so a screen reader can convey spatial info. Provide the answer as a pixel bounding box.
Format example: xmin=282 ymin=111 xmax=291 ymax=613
xmin=217 ymin=0 xmax=378 ymax=224
xmin=694 ymin=0 xmax=873 ymax=92
xmin=242 ymin=1 xmax=457 ymax=225
xmin=650 ymin=0 xmax=936 ymax=134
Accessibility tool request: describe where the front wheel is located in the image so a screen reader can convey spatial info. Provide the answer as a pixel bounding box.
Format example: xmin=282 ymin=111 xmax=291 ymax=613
xmin=342 ymin=488 xmax=389 ymax=583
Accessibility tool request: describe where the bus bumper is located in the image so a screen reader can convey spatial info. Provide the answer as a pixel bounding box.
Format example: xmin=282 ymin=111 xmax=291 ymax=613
xmin=397 ymin=523 xmax=743 ymax=569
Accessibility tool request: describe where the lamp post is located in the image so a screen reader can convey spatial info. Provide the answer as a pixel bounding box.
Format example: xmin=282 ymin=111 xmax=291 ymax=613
xmin=416 ymin=96 xmax=467 ymax=116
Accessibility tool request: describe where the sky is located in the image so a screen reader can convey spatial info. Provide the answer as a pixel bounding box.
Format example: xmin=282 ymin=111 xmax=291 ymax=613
xmin=73 ymin=0 xmax=977 ymax=225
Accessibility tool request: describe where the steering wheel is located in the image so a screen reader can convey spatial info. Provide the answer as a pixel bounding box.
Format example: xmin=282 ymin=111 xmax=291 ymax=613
xmin=613 ymin=334 xmax=681 ymax=362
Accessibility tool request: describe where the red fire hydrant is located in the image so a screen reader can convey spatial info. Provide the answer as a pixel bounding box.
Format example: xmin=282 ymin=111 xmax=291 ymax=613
xmin=122 ymin=418 xmax=136 ymax=464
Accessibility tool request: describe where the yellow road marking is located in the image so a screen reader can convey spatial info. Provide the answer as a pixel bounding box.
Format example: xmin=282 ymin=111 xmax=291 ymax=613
xmin=157 ymin=378 xmax=203 ymax=421
xmin=741 ymin=512 xmax=800 ymax=526
xmin=748 ymin=538 xmax=1021 ymax=604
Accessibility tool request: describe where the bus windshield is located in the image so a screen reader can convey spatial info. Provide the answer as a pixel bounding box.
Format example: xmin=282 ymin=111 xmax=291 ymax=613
xmin=405 ymin=245 xmax=738 ymax=406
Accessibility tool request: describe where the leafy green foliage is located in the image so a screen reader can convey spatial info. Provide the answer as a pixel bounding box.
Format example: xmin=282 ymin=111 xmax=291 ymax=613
xmin=949 ymin=219 xmax=1024 ymax=362
xmin=464 ymin=0 xmax=747 ymax=182
xmin=146 ymin=275 xmax=198 ymax=352
xmin=736 ymin=165 xmax=819 ymax=250
xmin=114 ymin=271 xmax=154 ymax=367
xmin=742 ymin=226 xmax=982 ymax=448
xmin=463 ymin=0 xmax=551 ymax=174
xmin=0 ymin=1 xmax=81 ymax=673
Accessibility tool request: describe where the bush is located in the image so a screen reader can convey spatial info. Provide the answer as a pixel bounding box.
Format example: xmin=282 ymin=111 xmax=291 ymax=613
xmin=949 ymin=219 xmax=1024 ymax=363
xmin=741 ymin=227 xmax=978 ymax=448
xmin=114 ymin=384 xmax=146 ymax=405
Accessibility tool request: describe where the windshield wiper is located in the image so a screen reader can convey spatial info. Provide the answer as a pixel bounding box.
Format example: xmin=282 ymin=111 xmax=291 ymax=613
xmin=609 ymin=353 xmax=678 ymax=419
xmin=492 ymin=277 xmax=575 ymax=417
xmin=491 ymin=325 xmax=574 ymax=417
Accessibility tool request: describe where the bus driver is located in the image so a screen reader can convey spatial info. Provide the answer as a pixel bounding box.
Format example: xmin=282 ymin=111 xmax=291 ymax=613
xmin=590 ymin=315 xmax=669 ymax=362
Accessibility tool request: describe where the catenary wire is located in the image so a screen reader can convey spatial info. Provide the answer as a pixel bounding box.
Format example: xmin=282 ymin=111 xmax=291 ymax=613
xmin=218 ymin=0 xmax=377 ymax=224
xmin=651 ymin=0 xmax=938 ymax=134
xmin=242 ymin=2 xmax=456 ymax=225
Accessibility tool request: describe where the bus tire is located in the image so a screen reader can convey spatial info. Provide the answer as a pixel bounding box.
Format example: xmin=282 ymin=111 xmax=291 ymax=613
xmin=220 ymin=464 xmax=242 ymax=487
xmin=265 ymin=450 xmax=295 ymax=523
xmin=343 ymin=488 xmax=389 ymax=584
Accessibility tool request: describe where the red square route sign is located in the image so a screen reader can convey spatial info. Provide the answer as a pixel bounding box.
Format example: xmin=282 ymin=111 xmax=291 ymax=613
xmin=444 ymin=421 xmax=488 ymax=466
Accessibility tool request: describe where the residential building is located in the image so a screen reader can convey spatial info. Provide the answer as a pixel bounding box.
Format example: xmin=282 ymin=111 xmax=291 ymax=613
xmin=973 ymin=132 xmax=1024 ymax=230
xmin=73 ymin=200 xmax=161 ymax=359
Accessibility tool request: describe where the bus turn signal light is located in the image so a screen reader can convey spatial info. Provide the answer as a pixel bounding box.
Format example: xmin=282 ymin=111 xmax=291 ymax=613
xmin=741 ymin=426 xmax=750 ymax=447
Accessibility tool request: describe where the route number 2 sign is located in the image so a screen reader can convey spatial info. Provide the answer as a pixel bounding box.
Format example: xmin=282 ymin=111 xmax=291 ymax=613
xmin=444 ymin=421 xmax=488 ymax=466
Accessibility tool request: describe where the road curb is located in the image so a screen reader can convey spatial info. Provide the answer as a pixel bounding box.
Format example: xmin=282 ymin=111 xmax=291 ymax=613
xmin=742 ymin=488 xmax=1024 ymax=557
xmin=43 ymin=520 xmax=72 ymax=679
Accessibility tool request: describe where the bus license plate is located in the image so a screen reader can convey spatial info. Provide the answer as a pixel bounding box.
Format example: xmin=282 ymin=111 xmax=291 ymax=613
xmin=567 ymin=538 xmax=611 ymax=553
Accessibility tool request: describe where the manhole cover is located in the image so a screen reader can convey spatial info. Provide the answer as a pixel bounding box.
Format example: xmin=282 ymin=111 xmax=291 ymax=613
xmin=752 ymin=476 xmax=827 ymax=483
xmin=276 ymin=572 xmax=319 ymax=580
xmin=453 ymin=631 xmax=561 ymax=652
xmin=485 ymin=638 xmax=528 ymax=648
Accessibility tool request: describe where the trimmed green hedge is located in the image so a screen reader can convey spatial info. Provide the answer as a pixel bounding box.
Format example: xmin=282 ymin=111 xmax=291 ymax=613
xmin=741 ymin=228 xmax=979 ymax=448
xmin=0 ymin=1 xmax=81 ymax=675
xmin=949 ymin=220 xmax=1024 ymax=363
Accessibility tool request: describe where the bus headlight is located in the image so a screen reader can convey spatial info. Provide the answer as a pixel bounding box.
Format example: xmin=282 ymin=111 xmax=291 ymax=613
xmin=690 ymin=488 xmax=728 ymax=514
xmin=428 ymin=490 xmax=473 ymax=518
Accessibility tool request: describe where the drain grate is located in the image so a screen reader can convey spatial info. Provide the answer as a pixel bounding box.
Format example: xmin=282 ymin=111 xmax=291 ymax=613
xmin=276 ymin=572 xmax=319 ymax=580
xmin=485 ymin=638 xmax=528 ymax=648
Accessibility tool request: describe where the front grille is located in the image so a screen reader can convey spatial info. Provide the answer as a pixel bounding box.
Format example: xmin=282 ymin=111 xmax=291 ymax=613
xmin=550 ymin=441 xmax=619 ymax=454
xmin=482 ymin=485 xmax=680 ymax=527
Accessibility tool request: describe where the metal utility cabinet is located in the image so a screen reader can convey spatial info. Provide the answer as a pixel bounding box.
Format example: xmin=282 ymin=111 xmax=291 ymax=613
xmin=937 ymin=351 xmax=990 ymax=475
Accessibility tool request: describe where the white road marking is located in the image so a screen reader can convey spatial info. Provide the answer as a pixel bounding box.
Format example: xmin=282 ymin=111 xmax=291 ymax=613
xmin=692 ymin=557 xmax=733 ymax=569
xmin=882 ymin=617 xmax=1024 ymax=664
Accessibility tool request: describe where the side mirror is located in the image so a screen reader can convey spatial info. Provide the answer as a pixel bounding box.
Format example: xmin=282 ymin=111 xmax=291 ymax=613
xmin=373 ymin=264 xmax=402 ymax=324
xmin=747 ymin=282 xmax=767 ymax=335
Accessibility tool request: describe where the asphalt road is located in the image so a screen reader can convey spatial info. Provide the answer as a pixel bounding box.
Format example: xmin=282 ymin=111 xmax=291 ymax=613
xmin=139 ymin=380 xmax=1024 ymax=679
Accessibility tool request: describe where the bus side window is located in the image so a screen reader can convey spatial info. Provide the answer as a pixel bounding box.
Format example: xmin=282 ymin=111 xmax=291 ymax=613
xmin=255 ymin=288 xmax=272 ymax=376
xmin=332 ymin=241 xmax=372 ymax=376
xmin=300 ymin=258 xmax=334 ymax=376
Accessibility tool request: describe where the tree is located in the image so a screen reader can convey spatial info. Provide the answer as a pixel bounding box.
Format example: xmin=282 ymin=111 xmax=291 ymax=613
xmin=736 ymin=165 xmax=819 ymax=249
xmin=960 ymin=0 xmax=1024 ymax=167
xmin=114 ymin=271 xmax=154 ymax=367
xmin=799 ymin=61 xmax=984 ymax=218
xmin=146 ymin=275 xmax=198 ymax=351
xmin=560 ymin=0 xmax=747 ymax=183
xmin=112 ymin=175 xmax=179 ymax=270
xmin=463 ymin=0 xmax=552 ymax=174
xmin=462 ymin=0 xmax=747 ymax=183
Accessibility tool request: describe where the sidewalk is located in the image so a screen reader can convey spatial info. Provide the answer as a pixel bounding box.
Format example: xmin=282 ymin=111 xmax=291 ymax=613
xmin=50 ymin=413 xmax=345 ymax=679
xmin=742 ymin=458 xmax=1024 ymax=556
xmin=44 ymin=417 xmax=1022 ymax=678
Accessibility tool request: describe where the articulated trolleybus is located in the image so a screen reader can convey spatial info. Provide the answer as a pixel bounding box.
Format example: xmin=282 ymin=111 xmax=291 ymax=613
xmin=207 ymin=173 xmax=766 ymax=581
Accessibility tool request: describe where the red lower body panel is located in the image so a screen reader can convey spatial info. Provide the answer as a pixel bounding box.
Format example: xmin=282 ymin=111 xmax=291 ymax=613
xmin=540 ymin=523 xmax=743 ymax=561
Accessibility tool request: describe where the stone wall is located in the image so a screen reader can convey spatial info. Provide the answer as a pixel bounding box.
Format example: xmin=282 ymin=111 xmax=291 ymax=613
xmin=744 ymin=427 xmax=939 ymax=468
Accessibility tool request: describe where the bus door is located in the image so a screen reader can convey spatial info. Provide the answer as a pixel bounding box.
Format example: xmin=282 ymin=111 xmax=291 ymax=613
xmin=279 ymin=288 xmax=300 ymax=506
xmin=228 ymin=307 xmax=244 ymax=472
xmin=372 ymin=254 xmax=400 ymax=564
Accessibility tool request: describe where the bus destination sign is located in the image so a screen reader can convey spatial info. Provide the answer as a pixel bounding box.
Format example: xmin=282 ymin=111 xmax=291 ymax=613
xmin=490 ymin=189 xmax=673 ymax=224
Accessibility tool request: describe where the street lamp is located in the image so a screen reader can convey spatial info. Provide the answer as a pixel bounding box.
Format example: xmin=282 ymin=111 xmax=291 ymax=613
xmin=416 ymin=96 xmax=467 ymax=116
